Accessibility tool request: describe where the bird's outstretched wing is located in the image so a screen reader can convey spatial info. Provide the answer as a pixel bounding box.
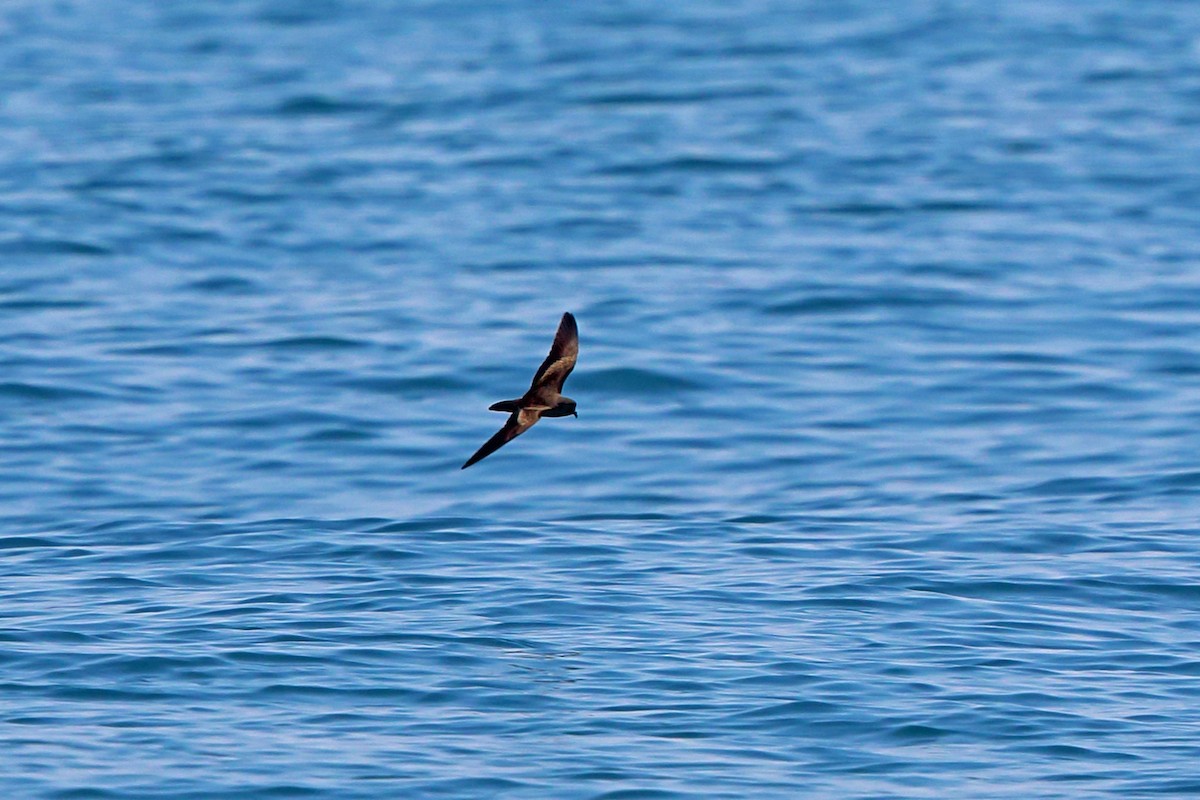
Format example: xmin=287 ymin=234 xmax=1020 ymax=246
xmin=461 ymin=408 xmax=543 ymax=469
xmin=529 ymin=312 xmax=578 ymax=395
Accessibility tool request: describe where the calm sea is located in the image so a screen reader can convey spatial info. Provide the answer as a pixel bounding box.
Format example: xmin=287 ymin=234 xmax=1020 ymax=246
xmin=3 ymin=1 xmax=1200 ymax=797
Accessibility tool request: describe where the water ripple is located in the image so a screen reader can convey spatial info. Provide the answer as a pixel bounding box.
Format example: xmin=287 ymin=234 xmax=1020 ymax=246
xmin=3 ymin=1 xmax=1200 ymax=798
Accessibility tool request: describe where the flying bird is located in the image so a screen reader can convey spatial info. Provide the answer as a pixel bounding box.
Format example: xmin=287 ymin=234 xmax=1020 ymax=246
xmin=461 ymin=312 xmax=579 ymax=469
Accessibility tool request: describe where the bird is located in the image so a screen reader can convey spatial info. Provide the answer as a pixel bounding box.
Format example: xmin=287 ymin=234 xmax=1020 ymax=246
xmin=461 ymin=312 xmax=579 ymax=469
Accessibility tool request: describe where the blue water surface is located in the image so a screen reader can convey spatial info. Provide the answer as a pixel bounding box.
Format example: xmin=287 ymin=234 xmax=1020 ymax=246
xmin=4 ymin=1 xmax=1200 ymax=797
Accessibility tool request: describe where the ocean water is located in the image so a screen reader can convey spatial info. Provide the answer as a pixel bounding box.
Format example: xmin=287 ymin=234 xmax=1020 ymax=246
xmin=4 ymin=1 xmax=1200 ymax=797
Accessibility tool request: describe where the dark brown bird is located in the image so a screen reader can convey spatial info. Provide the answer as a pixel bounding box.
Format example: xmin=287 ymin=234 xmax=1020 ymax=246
xmin=461 ymin=312 xmax=579 ymax=469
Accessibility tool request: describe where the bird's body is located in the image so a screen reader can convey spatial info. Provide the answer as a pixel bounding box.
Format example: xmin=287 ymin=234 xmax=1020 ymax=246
xmin=461 ymin=312 xmax=578 ymax=469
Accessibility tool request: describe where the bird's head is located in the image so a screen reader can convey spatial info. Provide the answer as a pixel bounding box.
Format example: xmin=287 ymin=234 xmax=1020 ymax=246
xmin=553 ymin=398 xmax=577 ymax=418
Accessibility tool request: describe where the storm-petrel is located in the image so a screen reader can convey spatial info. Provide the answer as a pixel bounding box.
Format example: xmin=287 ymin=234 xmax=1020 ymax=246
xmin=461 ymin=312 xmax=579 ymax=469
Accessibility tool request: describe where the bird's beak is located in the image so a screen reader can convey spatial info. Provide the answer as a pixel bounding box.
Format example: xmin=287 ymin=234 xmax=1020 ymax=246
xmin=572 ymin=411 xmax=578 ymax=418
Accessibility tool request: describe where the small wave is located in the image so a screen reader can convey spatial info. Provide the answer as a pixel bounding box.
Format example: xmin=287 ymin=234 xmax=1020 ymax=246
xmin=261 ymin=336 xmax=368 ymax=350
xmin=768 ymin=287 xmax=968 ymax=315
xmin=0 ymin=536 xmax=59 ymax=549
xmin=1024 ymin=476 xmax=1131 ymax=497
xmin=597 ymin=153 xmax=785 ymax=176
xmin=0 ymin=382 xmax=104 ymax=401
xmin=0 ymin=298 xmax=94 ymax=311
xmin=341 ymin=375 xmax=469 ymax=395
xmin=580 ymin=85 xmax=780 ymax=107
xmin=185 ymin=275 xmax=263 ymax=295
xmin=4 ymin=237 xmax=112 ymax=257
xmin=274 ymin=95 xmax=383 ymax=117
xmin=575 ymin=367 xmax=702 ymax=393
